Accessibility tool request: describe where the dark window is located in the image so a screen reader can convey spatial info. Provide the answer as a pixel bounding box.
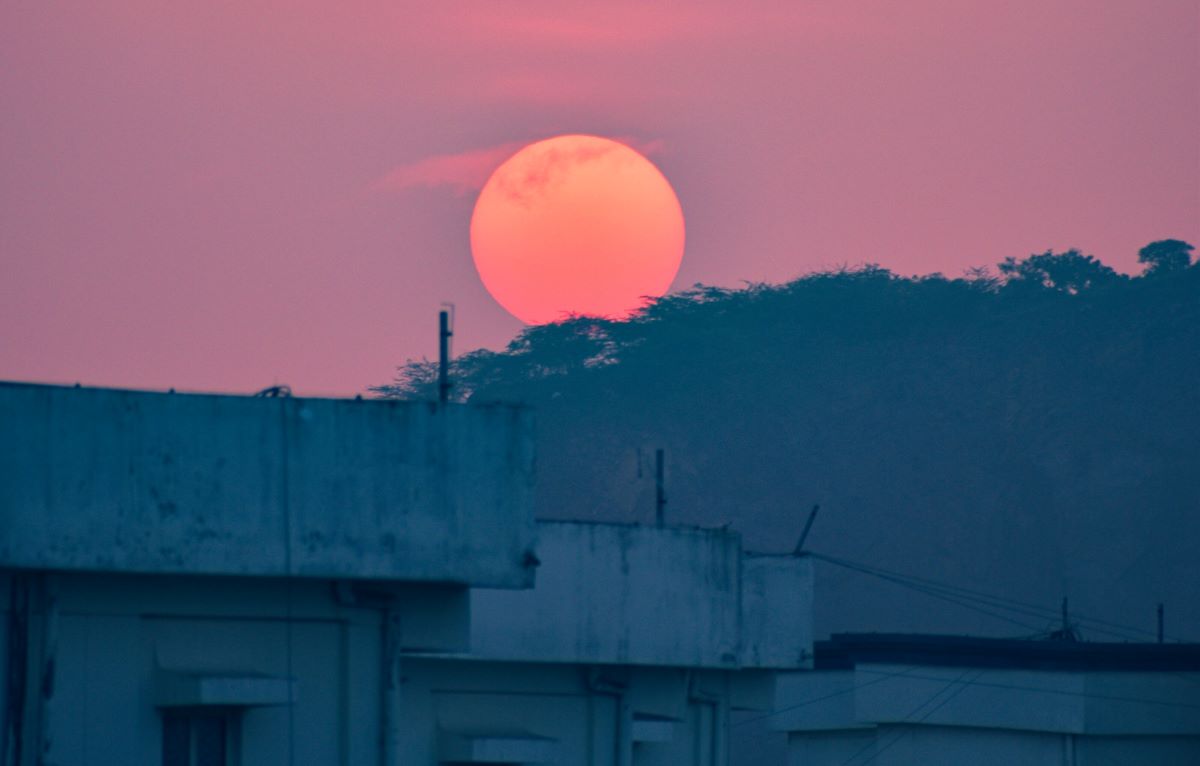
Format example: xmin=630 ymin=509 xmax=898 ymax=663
xmin=161 ymin=711 xmax=231 ymax=766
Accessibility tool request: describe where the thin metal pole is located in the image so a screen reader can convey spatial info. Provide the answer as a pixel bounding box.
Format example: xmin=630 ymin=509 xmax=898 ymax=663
xmin=654 ymin=449 xmax=665 ymax=527
xmin=438 ymin=310 xmax=452 ymax=404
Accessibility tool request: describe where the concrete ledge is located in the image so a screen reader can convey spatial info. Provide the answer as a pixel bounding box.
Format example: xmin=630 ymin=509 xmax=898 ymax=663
xmin=155 ymin=672 xmax=296 ymax=708
xmin=631 ymin=716 xmax=677 ymax=743
xmin=437 ymin=730 xmax=557 ymax=763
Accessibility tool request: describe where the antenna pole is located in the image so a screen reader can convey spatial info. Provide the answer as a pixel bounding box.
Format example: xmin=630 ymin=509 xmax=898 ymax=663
xmin=794 ymin=504 xmax=821 ymax=555
xmin=438 ymin=310 xmax=452 ymax=404
xmin=654 ymin=449 xmax=665 ymax=527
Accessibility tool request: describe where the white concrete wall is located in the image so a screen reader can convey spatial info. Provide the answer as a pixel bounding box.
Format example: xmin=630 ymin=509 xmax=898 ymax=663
xmin=770 ymin=671 xmax=869 ymax=733
xmin=773 ymin=665 xmax=1200 ymax=766
xmin=1 ymin=571 xmax=478 ymax=766
xmin=789 ymin=725 xmax=1200 ymax=766
xmin=2 ymin=535 xmax=813 ymax=766
xmin=400 ymin=657 xmax=734 ymax=766
xmin=0 ymin=382 xmax=536 ymax=587
xmin=468 ymin=521 xmax=742 ymax=668
xmin=795 ymin=724 xmax=1073 ymax=766
xmin=467 ymin=523 xmax=812 ymax=670
xmin=1075 ymin=735 xmax=1200 ymax=766
xmin=740 ymin=555 xmax=813 ymax=669
xmin=852 ymin=664 xmax=1200 ymax=736
xmin=397 ymin=525 xmax=814 ymax=765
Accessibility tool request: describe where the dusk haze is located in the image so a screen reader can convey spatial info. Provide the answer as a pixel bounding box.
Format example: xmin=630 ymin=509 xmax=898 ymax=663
xmin=2 ymin=3 xmax=1199 ymax=765
xmin=2 ymin=1 xmax=1196 ymax=394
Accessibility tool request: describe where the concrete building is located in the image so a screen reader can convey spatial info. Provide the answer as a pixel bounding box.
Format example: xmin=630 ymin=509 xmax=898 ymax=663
xmin=1 ymin=381 xmax=538 ymax=765
xmin=398 ymin=521 xmax=814 ymax=765
xmin=1 ymin=381 xmax=815 ymax=765
xmin=771 ymin=633 xmax=1200 ymax=766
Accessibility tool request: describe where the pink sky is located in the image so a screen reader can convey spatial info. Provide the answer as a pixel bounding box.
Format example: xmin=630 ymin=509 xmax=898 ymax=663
xmin=2 ymin=1 xmax=1197 ymax=396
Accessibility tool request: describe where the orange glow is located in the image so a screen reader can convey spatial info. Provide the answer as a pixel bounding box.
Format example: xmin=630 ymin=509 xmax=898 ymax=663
xmin=470 ymin=135 xmax=685 ymax=324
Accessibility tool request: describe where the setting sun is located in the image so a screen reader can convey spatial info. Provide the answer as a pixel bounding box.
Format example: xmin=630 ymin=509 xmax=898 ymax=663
xmin=470 ymin=135 xmax=685 ymax=325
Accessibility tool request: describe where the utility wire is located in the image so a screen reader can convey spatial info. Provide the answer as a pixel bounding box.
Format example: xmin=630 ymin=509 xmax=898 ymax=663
xmin=809 ymin=551 xmax=1129 ymax=638
xmin=839 ymin=669 xmax=981 ymax=766
xmin=738 ymin=662 xmax=1200 ymax=741
xmin=832 ymin=666 xmax=1196 ymax=766
xmin=817 ymin=550 xmax=1172 ymax=641
xmin=809 ymin=551 xmax=1181 ymax=642
xmin=817 ymin=558 xmax=1046 ymax=634
xmin=868 ymin=669 xmax=1200 ymax=710
xmin=744 ymin=660 xmax=1198 ymax=754
xmin=732 ymin=665 xmax=924 ymax=728
xmin=748 ymin=664 xmax=1200 ymax=736
xmin=851 ymin=670 xmax=983 ymax=766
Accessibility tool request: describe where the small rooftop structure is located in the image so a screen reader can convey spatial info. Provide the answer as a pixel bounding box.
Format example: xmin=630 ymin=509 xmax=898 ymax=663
xmin=398 ymin=521 xmax=815 ymax=764
xmin=464 ymin=520 xmax=813 ymax=669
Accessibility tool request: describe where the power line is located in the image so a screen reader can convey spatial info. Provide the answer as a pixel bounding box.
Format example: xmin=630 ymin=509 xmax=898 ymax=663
xmin=817 ymin=557 xmax=1047 ymax=634
xmin=732 ymin=665 xmax=925 ymax=728
xmin=809 ymin=551 xmax=1128 ymax=638
xmin=860 ymin=668 xmax=1200 ymax=711
xmin=839 ymin=669 xmax=981 ymax=766
xmin=853 ymin=670 xmax=983 ymax=766
xmin=809 ymin=551 xmax=1181 ymax=642
xmin=737 ymin=656 xmax=1200 ymax=731
xmin=748 ymin=661 xmax=1199 ymax=763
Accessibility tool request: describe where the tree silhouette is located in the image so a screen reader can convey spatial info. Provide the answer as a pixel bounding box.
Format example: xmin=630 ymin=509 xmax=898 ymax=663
xmin=375 ymin=242 xmax=1192 ymax=404
xmin=997 ymin=249 xmax=1120 ymax=295
xmin=1138 ymin=239 xmax=1194 ymax=276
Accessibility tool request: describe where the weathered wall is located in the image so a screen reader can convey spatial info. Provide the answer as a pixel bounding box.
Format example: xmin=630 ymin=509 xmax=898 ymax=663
xmin=469 ymin=521 xmax=743 ymax=668
xmin=6 ymin=571 xmax=742 ymax=766
xmin=740 ymin=554 xmax=813 ymax=669
xmin=0 ymin=382 xmax=536 ymax=587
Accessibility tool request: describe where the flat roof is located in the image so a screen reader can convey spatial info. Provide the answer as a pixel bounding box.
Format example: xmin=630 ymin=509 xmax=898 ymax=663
xmin=816 ymin=632 xmax=1200 ymax=672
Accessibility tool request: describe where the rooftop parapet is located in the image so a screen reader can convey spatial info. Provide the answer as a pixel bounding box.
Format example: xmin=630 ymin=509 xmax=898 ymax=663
xmin=470 ymin=521 xmax=741 ymax=667
xmin=0 ymin=382 xmax=536 ymax=588
xmin=771 ymin=634 xmax=1200 ymax=737
xmin=466 ymin=520 xmax=814 ymax=669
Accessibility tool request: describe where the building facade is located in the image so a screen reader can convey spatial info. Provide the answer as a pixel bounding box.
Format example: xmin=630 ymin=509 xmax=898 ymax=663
xmin=1 ymin=382 xmax=815 ymax=765
xmin=771 ymin=633 xmax=1200 ymax=766
xmin=398 ymin=522 xmax=814 ymax=765
xmin=1 ymin=382 xmax=537 ymax=765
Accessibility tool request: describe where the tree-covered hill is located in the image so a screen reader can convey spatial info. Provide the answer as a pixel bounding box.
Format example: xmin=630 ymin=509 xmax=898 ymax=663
xmin=378 ymin=242 xmax=1199 ymax=642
